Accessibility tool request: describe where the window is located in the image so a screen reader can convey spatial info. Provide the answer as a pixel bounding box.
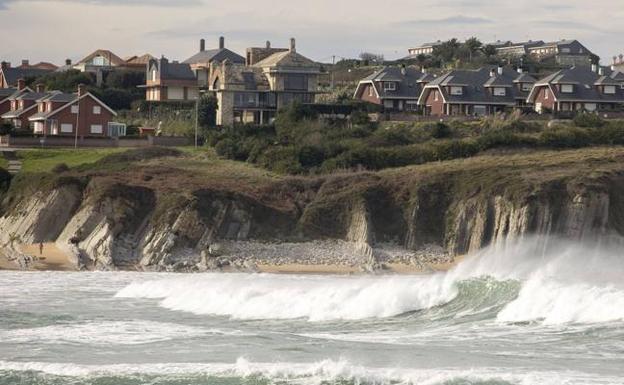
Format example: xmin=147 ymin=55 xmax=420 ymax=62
xmin=93 ymin=106 xmax=101 ymax=114
xmin=383 ymin=100 xmax=394 ymax=109
xmin=584 ymin=103 xmax=597 ymax=112
xmin=434 ymin=90 xmax=439 ymax=101
xmin=71 ymin=105 xmax=79 ymax=114
xmin=151 ymin=70 xmax=157 ymax=82
xmin=406 ymin=100 xmax=418 ymax=111
xmin=284 ymin=74 xmax=307 ymax=91
xmin=544 ymin=89 xmax=549 ymax=99
xmin=493 ymin=87 xmax=506 ymax=96
xmin=450 ymin=86 xmax=463 ymax=95
xmin=368 ymin=86 xmax=373 ymax=97
xmin=90 ymin=124 xmax=103 ymax=134
xmin=384 ymin=82 xmax=396 ymax=91
xmin=604 ymin=85 xmax=616 ymax=95
xmin=60 ymin=123 xmax=73 ymax=133
xmin=561 ymin=84 xmax=574 ymax=93
xmin=521 ymin=83 xmax=533 ymax=91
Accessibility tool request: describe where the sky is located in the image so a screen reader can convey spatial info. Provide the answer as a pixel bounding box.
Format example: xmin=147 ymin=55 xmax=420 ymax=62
xmin=0 ymin=0 xmax=622 ymax=66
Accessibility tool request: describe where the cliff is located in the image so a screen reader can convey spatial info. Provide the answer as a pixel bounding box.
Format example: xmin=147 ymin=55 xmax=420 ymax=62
xmin=2 ymin=147 xmax=624 ymax=271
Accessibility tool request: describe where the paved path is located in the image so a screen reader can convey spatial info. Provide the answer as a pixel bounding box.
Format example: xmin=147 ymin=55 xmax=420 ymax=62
xmin=0 ymin=149 xmax=22 ymax=174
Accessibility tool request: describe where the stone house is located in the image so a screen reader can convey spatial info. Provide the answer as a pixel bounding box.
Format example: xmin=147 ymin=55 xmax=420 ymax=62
xmin=353 ymin=66 xmax=434 ymax=112
xmin=208 ymin=38 xmax=321 ymax=126
xmin=184 ymin=37 xmax=245 ymax=88
xmin=418 ymin=66 xmax=536 ymax=116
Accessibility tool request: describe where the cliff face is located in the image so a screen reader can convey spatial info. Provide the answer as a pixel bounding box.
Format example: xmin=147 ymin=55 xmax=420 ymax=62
xmin=2 ymin=148 xmax=624 ymax=271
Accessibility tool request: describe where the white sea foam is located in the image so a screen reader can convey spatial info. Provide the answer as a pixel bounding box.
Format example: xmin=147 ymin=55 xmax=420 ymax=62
xmin=0 ymin=358 xmax=621 ymax=385
xmin=0 ymin=320 xmax=242 ymax=345
xmin=114 ymin=237 xmax=624 ymax=325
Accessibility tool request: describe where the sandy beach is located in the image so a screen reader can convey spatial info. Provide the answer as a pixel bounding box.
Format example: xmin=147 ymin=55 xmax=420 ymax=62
xmin=0 ymin=243 xmax=76 ymax=271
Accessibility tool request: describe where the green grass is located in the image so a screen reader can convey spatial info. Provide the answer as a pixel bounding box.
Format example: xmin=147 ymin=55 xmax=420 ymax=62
xmin=0 ymin=157 xmax=7 ymax=170
xmin=16 ymin=148 xmax=126 ymax=173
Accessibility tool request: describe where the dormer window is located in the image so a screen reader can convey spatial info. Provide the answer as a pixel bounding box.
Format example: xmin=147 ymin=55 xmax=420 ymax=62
xmin=521 ymin=83 xmax=533 ymax=91
xmin=604 ymin=85 xmax=616 ymax=95
xmin=560 ymin=84 xmax=574 ymax=93
xmin=384 ymin=82 xmax=396 ymax=91
xmin=450 ymin=86 xmax=463 ymax=95
xmin=493 ymin=87 xmax=506 ymax=96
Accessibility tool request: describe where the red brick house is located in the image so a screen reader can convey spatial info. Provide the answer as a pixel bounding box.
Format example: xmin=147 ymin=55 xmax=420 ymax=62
xmin=0 ymin=79 xmax=31 ymax=117
xmin=1 ymin=84 xmax=50 ymax=130
xmin=27 ymin=85 xmax=121 ymax=136
xmin=527 ymin=66 xmax=624 ymax=114
xmin=354 ymin=66 xmax=434 ymax=112
xmin=418 ymin=67 xmax=536 ymax=116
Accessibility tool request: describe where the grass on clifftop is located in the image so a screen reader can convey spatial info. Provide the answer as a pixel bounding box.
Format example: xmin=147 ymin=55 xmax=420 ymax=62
xmin=16 ymin=148 xmax=126 ymax=173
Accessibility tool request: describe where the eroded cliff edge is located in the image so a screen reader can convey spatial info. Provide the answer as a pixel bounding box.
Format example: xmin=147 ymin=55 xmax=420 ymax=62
xmin=2 ymin=147 xmax=624 ymax=271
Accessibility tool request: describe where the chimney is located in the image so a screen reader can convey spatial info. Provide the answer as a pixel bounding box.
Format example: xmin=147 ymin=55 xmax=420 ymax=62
xmin=290 ymin=37 xmax=296 ymax=53
xmin=77 ymin=84 xmax=86 ymax=97
xmin=591 ymin=64 xmax=598 ymax=73
xmin=21 ymin=59 xmax=29 ymax=67
xmin=219 ymin=36 xmax=225 ymax=49
xmin=490 ymin=68 xmax=496 ymax=77
xmin=266 ymin=40 xmax=271 ymax=49
xmin=65 ymin=59 xmax=72 ymax=66
xmin=497 ymin=66 xmax=503 ymax=75
xmin=17 ymin=78 xmax=25 ymax=91
xmin=200 ymin=38 xmax=206 ymax=52
xmin=517 ymin=67 xmax=523 ymax=74
xmin=35 ymin=83 xmax=45 ymax=93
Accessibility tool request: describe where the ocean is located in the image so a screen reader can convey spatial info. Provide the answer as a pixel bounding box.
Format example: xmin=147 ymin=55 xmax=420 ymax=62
xmin=1 ymin=239 xmax=623 ymax=385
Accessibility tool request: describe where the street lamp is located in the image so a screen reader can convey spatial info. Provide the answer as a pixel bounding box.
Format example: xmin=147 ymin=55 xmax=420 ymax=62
xmin=195 ymin=89 xmax=207 ymax=148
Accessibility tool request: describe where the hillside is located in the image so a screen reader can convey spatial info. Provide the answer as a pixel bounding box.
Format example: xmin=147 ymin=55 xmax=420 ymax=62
xmin=1 ymin=145 xmax=624 ymax=272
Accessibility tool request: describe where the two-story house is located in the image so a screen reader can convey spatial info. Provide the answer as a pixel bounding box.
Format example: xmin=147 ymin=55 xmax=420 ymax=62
xmin=1 ymin=84 xmax=49 ymax=129
xmin=0 ymin=79 xmax=31 ymax=116
xmin=353 ymin=66 xmax=434 ymax=112
xmin=417 ymin=66 xmax=536 ymax=116
xmin=27 ymin=84 xmax=121 ymax=137
xmin=527 ymin=40 xmax=594 ymax=67
xmin=527 ymin=66 xmax=624 ymax=114
xmin=144 ymin=57 xmax=198 ymax=102
xmin=208 ymin=38 xmax=321 ymax=125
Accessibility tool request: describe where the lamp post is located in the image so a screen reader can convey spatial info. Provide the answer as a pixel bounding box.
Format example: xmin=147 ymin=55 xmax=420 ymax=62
xmin=195 ymin=89 xmax=207 ymax=148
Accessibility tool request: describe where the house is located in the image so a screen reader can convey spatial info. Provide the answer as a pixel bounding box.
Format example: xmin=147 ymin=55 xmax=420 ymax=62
xmin=0 ymin=61 xmax=54 ymax=88
xmin=27 ymin=84 xmax=122 ymax=137
xmin=184 ymin=37 xmax=245 ymax=87
xmin=353 ymin=66 xmax=434 ymax=112
xmin=208 ymin=38 xmax=321 ymax=125
xmin=496 ymin=40 xmax=545 ymax=58
xmin=407 ymin=41 xmax=444 ymax=57
xmin=124 ymin=54 xmax=155 ymax=71
xmin=1 ymin=84 xmax=51 ymax=129
xmin=527 ymin=40 xmax=594 ymax=67
xmin=73 ymin=49 xmax=127 ymax=72
xmin=612 ymin=54 xmax=624 ymax=72
xmin=144 ymin=57 xmax=198 ymax=102
xmin=527 ymin=66 xmax=624 ymax=114
xmin=0 ymin=79 xmax=31 ymax=116
xmin=417 ymin=66 xmax=537 ymax=116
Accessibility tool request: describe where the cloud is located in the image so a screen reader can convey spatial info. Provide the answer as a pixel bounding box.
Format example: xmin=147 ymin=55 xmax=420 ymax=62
xmin=0 ymin=0 xmax=202 ymax=10
xmin=398 ymin=15 xmax=493 ymax=26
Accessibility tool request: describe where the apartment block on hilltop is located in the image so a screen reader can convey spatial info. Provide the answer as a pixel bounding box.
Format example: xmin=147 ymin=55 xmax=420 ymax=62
xmin=527 ymin=66 xmax=624 ymax=114
xmin=353 ymin=66 xmax=434 ymax=112
xmin=407 ymin=41 xmax=444 ymax=57
xmin=208 ymin=38 xmax=321 ymax=125
xmin=527 ymin=40 xmax=594 ymax=67
xmin=495 ymin=40 xmax=545 ymax=58
xmin=418 ymin=66 xmax=536 ymax=116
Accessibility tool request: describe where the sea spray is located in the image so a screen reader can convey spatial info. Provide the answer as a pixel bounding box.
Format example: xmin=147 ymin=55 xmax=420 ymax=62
xmin=116 ymin=237 xmax=624 ymax=325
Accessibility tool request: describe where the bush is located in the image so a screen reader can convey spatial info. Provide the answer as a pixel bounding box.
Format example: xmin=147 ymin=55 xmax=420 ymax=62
xmin=0 ymin=121 xmax=14 ymax=136
xmin=539 ymin=126 xmax=591 ymax=148
xmin=51 ymin=163 xmax=70 ymax=174
xmin=573 ymin=112 xmax=605 ymax=128
xmin=215 ymin=138 xmax=244 ymax=160
xmin=258 ymin=146 xmax=303 ymax=174
xmin=298 ymin=145 xmax=326 ymax=168
xmin=431 ymin=122 xmax=452 ymax=139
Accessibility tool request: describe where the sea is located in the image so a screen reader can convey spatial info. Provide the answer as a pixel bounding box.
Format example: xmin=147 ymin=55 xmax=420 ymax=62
xmin=1 ymin=238 xmax=623 ymax=385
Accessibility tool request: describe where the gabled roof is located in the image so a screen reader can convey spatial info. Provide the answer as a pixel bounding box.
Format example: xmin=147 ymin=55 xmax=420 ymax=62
xmin=514 ymin=73 xmax=537 ymax=83
xmin=184 ymin=48 xmax=245 ymax=65
xmin=0 ymin=87 xmax=17 ymax=100
xmin=0 ymin=67 xmax=52 ymax=87
xmin=76 ymin=49 xmax=126 ymax=66
xmin=29 ymin=92 xmax=117 ymax=121
xmin=125 ymin=54 xmax=155 ymax=66
xmin=254 ymin=50 xmax=320 ymax=72
xmin=355 ymin=66 xmax=428 ymax=100
xmin=529 ymin=66 xmax=624 ymax=103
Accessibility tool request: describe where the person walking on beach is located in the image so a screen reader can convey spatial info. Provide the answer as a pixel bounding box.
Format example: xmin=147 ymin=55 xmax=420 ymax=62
xmin=39 ymin=242 xmax=44 ymax=256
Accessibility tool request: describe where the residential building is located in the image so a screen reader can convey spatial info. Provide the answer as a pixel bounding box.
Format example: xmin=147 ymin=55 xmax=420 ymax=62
xmin=208 ymin=38 xmax=321 ymax=125
xmin=0 ymin=61 xmax=54 ymax=88
xmin=527 ymin=40 xmax=593 ymax=67
xmin=184 ymin=37 xmax=245 ymax=87
xmin=144 ymin=57 xmax=198 ymax=102
xmin=527 ymin=66 xmax=624 ymax=114
xmin=353 ymin=66 xmax=434 ymax=112
xmin=417 ymin=66 xmax=537 ymax=116
xmin=496 ymin=40 xmax=545 ymax=58
xmin=1 ymin=84 xmax=50 ymax=129
xmin=0 ymin=79 xmax=31 ymax=116
xmin=407 ymin=41 xmax=444 ymax=57
xmin=74 ymin=49 xmax=127 ymax=72
xmin=26 ymin=84 xmax=122 ymax=137
xmin=124 ymin=54 xmax=155 ymax=71
xmin=612 ymin=54 xmax=624 ymax=72
xmin=246 ymin=41 xmax=288 ymax=65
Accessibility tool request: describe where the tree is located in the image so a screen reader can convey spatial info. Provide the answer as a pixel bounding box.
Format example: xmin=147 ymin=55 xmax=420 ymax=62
xmin=464 ymin=37 xmax=483 ymax=62
xmin=198 ymin=95 xmax=218 ymax=128
xmin=433 ymin=39 xmax=461 ymax=65
xmin=482 ymin=44 xmax=498 ymax=58
xmin=359 ymin=52 xmax=384 ymax=65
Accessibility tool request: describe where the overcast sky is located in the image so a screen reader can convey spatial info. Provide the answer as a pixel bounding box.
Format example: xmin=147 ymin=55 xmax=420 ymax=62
xmin=1 ymin=0 xmax=622 ymax=65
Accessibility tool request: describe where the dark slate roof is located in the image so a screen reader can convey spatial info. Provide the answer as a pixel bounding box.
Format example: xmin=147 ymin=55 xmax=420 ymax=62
xmin=514 ymin=73 xmax=537 ymax=83
xmin=0 ymin=88 xmax=16 ymax=100
xmin=164 ymin=62 xmax=196 ymax=81
xmin=46 ymin=92 xmax=77 ymax=102
xmin=1 ymin=67 xmax=52 ymax=86
xmin=425 ymin=67 xmax=533 ymax=104
xmin=359 ymin=66 xmax=427 ymax=99
xmin=184 ymin=48 xmax=245 ymax=65
xmin=533 ymin=66 xmax=624 ymax=102
xmin=15 ymin=91 xmax=49 ymax=101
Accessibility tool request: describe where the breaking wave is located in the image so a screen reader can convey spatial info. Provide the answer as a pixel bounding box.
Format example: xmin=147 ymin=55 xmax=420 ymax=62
xmin=116 ymin=237 xmax=624 ymax=325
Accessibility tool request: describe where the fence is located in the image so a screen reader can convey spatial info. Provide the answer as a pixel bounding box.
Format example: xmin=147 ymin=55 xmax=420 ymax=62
xmin=0 ymin=135 xmax=192 ymax=148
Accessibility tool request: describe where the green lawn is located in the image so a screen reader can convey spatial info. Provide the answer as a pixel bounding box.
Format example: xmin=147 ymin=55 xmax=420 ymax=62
xmin=16 ymin=148 xmax=127 ymax=173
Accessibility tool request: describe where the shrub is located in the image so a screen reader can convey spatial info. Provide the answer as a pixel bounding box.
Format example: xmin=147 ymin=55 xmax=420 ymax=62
xmin=573 ymin=112 xmax=605 ymax=128
xmin=431 ymin=122 xmax=452 ymax=139
xmin=298 ymin=145 xmax=326 ymax=168
xmin=539 ymin=126 xmax=591 ymax=148
xmin=258 ymin=146 xmax=303 ymax=174
xmin=215 ymin=138 xmax=244 ymax=160
xmin=51 ymin=163 xmax=70 ymax=174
